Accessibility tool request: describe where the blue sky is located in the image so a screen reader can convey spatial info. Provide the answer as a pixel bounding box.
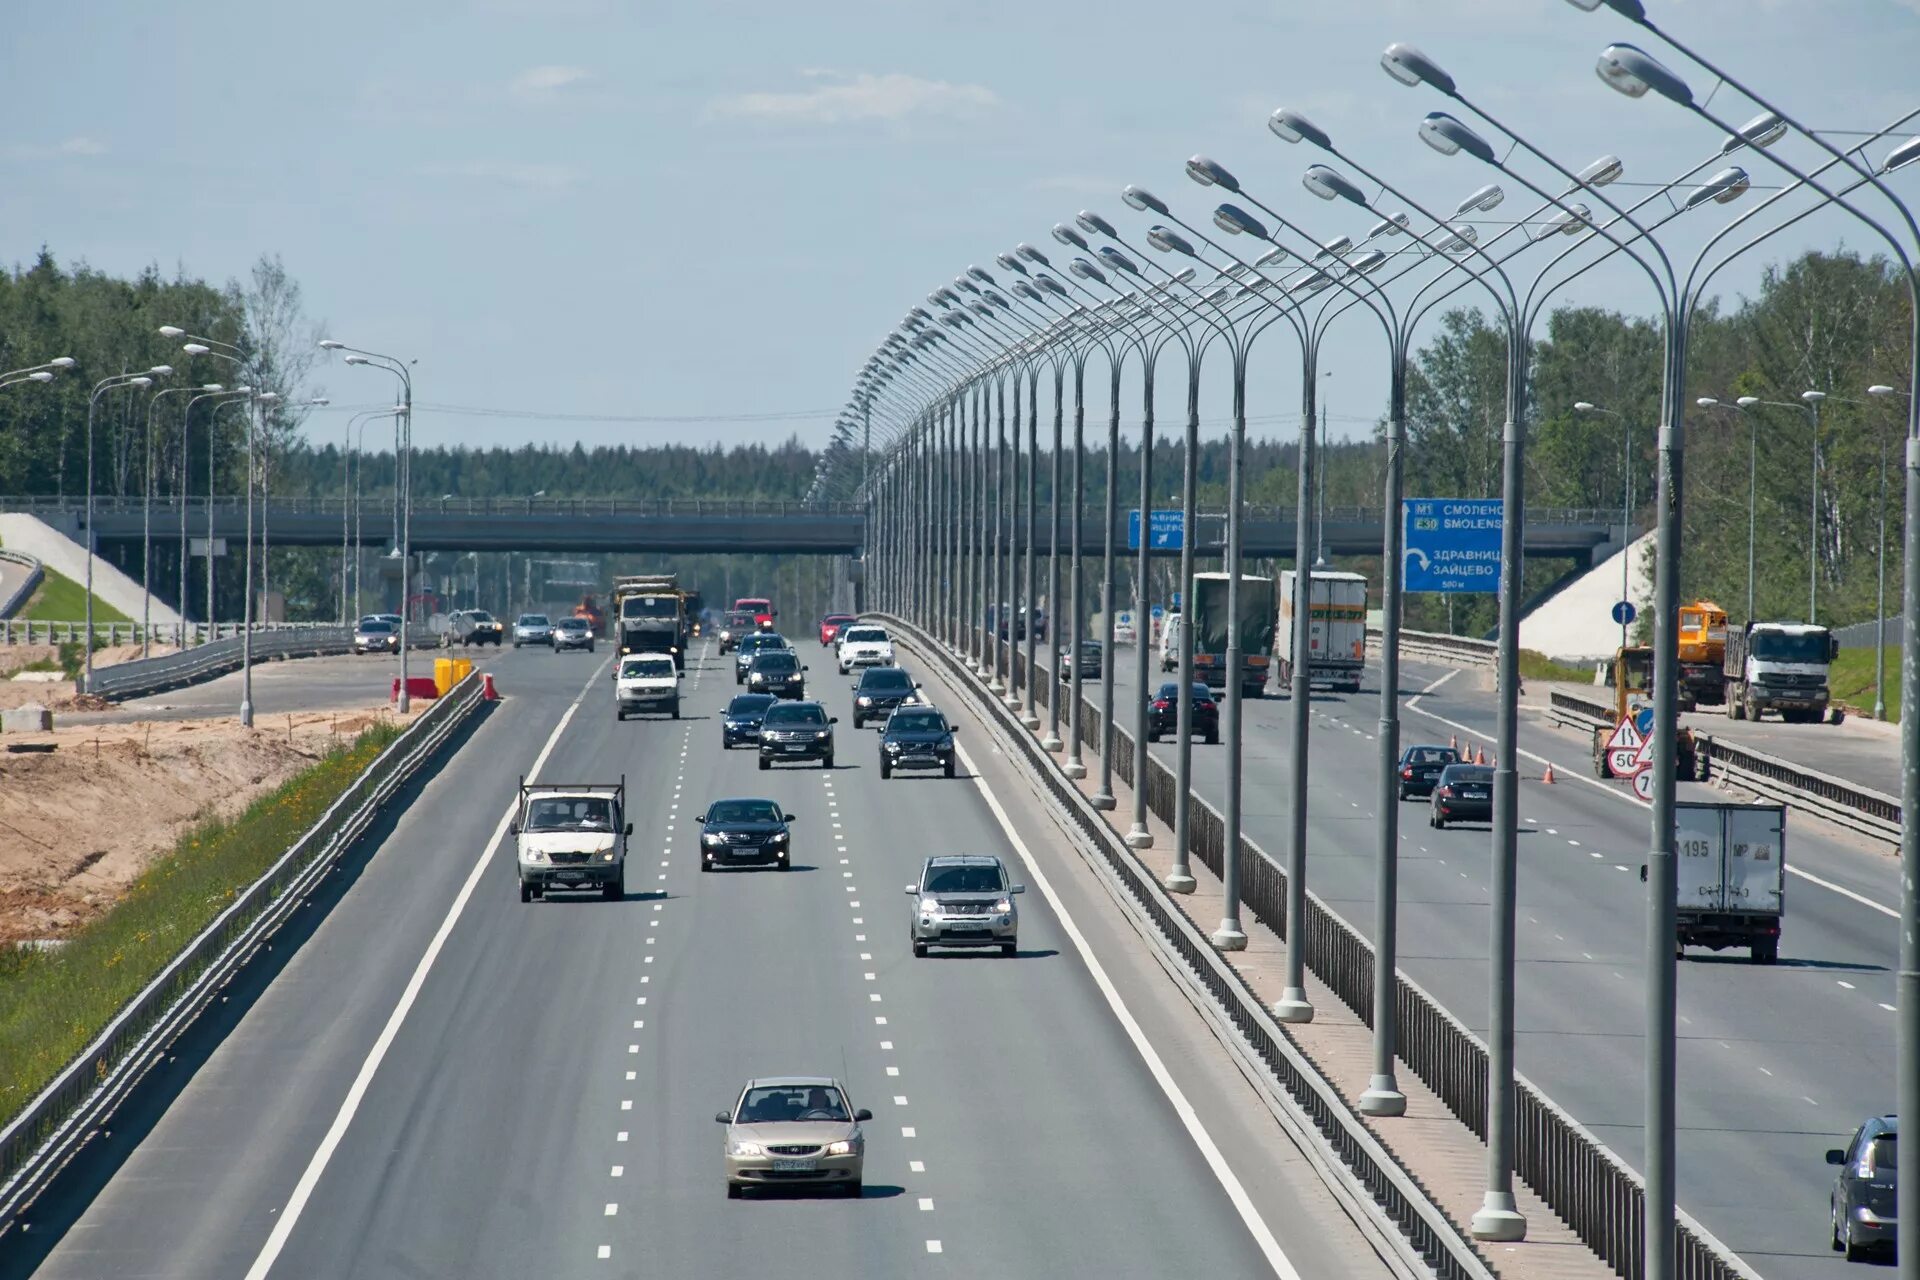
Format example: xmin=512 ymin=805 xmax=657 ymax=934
xmin=5 ymin=0 xmax=1918 ymax=460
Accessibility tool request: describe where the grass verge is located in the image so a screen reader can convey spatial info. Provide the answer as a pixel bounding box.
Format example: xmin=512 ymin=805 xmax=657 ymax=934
xmin=19 ymin=565 xmax=130 ymax=624
xmin=1829 ymin=645 xmax=1901 ymax=722
xmin=0 ymin=720 xmax=402 ymax=1127
xmin=1518 ymin=649 xmax=1595 ymax=684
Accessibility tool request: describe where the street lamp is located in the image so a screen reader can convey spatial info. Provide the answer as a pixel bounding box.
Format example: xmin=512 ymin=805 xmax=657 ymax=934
xmin=1573 ymin=400 xmax=1637 ymax=650
xmin=85 ymin=367 xmax=171 ymax=692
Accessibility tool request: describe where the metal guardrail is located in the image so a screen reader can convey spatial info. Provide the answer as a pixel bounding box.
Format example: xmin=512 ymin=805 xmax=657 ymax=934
xmin=2 ymin=494 xmax=866 ymax=519
xmin=891 ymin=617 xmax=1496 ymax=1280
xmin=74 ymin=626 xmax=441 ymax=702
xmin=0 ymin=549 xmax=44 ymax=620
xmin=0 ymin=671 xmax=489 ymax=1226
xmin=2 ymin=620 xmax=341 ymax=647
xmin=948 ymin=621 xmax=1756 ymax=1280
xmin=1548 ymin=691 xmax=1901 ymax=845
xmin=1367 ymin=626 xmax=1499 ymax=669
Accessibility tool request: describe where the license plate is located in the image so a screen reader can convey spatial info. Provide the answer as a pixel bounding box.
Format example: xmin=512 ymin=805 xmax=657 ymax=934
xmin=901 ymin=755 xmax=935 ymax=766
xmin=772 ymin=1158 xmax=816 ymax=1172
xmin=555 ymin=872 xmax=584 ymax=881
xmin=1461 ymin=790 xmax=1488 ymax=799
xmin=783 ymin=745 xmax=807 ymax=753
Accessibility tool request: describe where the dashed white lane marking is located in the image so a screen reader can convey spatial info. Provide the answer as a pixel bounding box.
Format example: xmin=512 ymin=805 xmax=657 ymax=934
xmin=869 ymin=993 xmax=883 ymax=1002
xmin=243 ymin=656 xmax=608 ymax=1280
xmin=901 ymin=1126 xmax=916 ymax=1137
xmin=910 ymin=1160 xmax=925 ymax=1172
xmin=597 ymin=1246 xmax=611 ymax=1259
xmin=919 ymin=1197 xmax=935 ymax=1211
xmin=926 ymin=1241 xmax=943 ymax=1254
xmin=893 ymin=1095 xmax=908 ymax=1106
xmin=875 ymin=1015 xmax=888 ymax=1025
xmin=886 ymin=1066 xmax=900 ymax=1076
xmin=617 ymin=1131 xmax=628 ymax=1142
xmin=880 ymin=1040 xmax=893 ymax=1050
xmin=604 ymin=1203 xmax=618 ymax=1216
xmin=1758 ymin=1067 xmax=1773 ymax=1077
xmin=612 ymin=1165 xmax=624 ymax=1176
xmin=1837 ymin=980 xmax=1856 ymax=990
xmin=1883 ymin=1003 xmax=1899 ymax=1012
xmin=621 ymin=1098 xmax=633 ymax=1109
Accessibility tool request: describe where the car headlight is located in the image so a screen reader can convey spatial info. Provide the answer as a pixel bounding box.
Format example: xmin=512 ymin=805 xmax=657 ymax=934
xmin=919 ymin=896 xmax=939 ymax=914
xmin=769 ymin=832 xmax=788 ymax=844
xmin=825 ymin=1138 xmax=857 ymax=1156
xmin=523 ymin=849 xmax=549 ymax=864
xmin=751 ymin=673 xmax=765 ymax=684
xmin=994 ymin=898 xmax=1013 ymax=913
xmin=728 ymin=1141 xmax=763 ymax=1157
xmin=858 ymin=696 xmax=873 ymax=706
xmin=603 ymin=853 xmax=615 ymax=862
xmin=814 ymin=729 xmax=831 ymax=739
xmin=885 ymin=741 xmax=902 ymax=753
xmin=703 ymin=834 xmax=723 ymax=846
xmin=940 ymin=736 xmax=954 ymax=749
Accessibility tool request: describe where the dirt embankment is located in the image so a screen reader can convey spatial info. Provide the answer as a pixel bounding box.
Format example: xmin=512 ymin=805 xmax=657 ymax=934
xmin=0 ymin=642 xmax=187 ymax=712
xmin=0 ymin=707 xmax=402 ymax=945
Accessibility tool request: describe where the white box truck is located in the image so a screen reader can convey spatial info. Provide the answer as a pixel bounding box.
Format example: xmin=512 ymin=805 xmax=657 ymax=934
xmin=1654 ymin=799 xmax=1787 ymax=964
xmin=1277 ymin=568 xmax=1369 ymax=693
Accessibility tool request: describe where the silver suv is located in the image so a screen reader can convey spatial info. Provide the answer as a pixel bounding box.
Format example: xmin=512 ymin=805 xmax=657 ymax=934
xmin=905 ymin=855 xmax=1023 ymax=957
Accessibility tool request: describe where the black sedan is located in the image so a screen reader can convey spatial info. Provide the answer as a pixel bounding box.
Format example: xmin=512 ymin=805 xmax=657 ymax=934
xmin=757 ymin=700 xmax=836 ymax=770
xmin=698 ymin=797 xmax=796 ymax=872
xmin=1828 ymin=1114 xmax=1898 ymax=1261
xmin=1430 ymin=763 xmax=1494 ymax=828
xmin=880 ymin=706 xmax=959 ymax=779
xmin=746 ymin=650 xmax=807 ymax=699
xmin=720 ymin=693 xmax=778 ymax=749
xmin=851 ymin=666 xmax=921 ymax=729
xmin=1397 ymin=744 xmax=1461 ymax=799
xmin=1145 ymin=682 xmax=1218 ymax=744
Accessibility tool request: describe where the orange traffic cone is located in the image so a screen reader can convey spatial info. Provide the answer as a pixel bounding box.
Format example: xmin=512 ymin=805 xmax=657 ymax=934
xmin=1449 ymin=733 xmax=1458 ymax=752
xmin=1543 ymin=761 xmax=1555 ymax=784
xmin=1475 ymin=746 xmax=1486 ymax=766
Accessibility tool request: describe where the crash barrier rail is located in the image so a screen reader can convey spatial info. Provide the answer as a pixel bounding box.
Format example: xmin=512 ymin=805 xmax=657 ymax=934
xmin=78 ymin=626 xmax=441 ymax=702
xmin=1547 ymin=691 xmax=1900 ymax=846
xmin=896 ymin=618 xmax=1496 ymax=1280
xmin=0 ymin=549 xmax=44 ymax=619
xmin=0 ymin=670 xmax=488 ymax=1227
xmin=1 ymin=494 xmax=867 ymax=519
xmin=2 ymin=619 xmax=340 ymax=647
xmin=1367 ymin=626 xmax=1500 ymax=669
xmin=946 ymin=620 xmax=1755 ymax=1280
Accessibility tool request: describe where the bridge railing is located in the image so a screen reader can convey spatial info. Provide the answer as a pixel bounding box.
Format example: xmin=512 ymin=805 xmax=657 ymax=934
xmin=0 ymin=495 xmax=867 ymax=518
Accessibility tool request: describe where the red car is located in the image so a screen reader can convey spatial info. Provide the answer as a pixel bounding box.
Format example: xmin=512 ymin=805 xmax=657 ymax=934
xmin=734 ymin=597 xmax=775 ymax=630
xmin=819 ymin=613 xmax=857 ymax=646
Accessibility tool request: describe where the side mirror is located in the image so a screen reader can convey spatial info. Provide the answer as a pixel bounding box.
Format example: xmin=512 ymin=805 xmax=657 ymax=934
xmin=948 ymin=725 xmax=959 ymax=735
xmin=915 ymin=682 xmax=923 ymax=689
xmin=716 ymin=1111 xmax=733 ymax=1124
xmin=696 ymin=813 xmax=707 ymax=823
xmin=1826 ymin=1149 xmax=1847 ymax=1165
xmin=508 ymin=821 xmax=519 ymax=835
xmin=905 ymin=884 xmax=919 ymax=895
xmin=624 ymin=822 xmax=634 ymax=835
xmin=854 ymin=1108 xmax=873 ymax=1122
xmin=1830 ymin=636 xmax=1841 ymax=660
xmin=1011 ymin=885 xmax=1026 ymax=895
xmin=829 ymin=716 xmax=839 ymax=724
xmin=784 ymin=813 xmax=797 ymax=822
xmin=678 ymin=671 xmax=685 ymax=679
xmin=1638 ymin=864 xmax=1648 ymax=883
xmin=802 ymin=665 xmax=810 ymax=672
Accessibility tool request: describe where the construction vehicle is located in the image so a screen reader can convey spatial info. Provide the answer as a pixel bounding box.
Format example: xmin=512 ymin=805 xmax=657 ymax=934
xmin=1640 ymin=800 xmax=1787 ymax=964
xmin=1277 ymin=568 xmax=1368 ymax=693
xmin=1724 ymin=621 xmax=1842 ymax=724
xmin=1190 ymin=573 xmax=1274 ymax=698
xmin=613 ymin=573 xmax=689 ymax=668
xmin=1676 ymin=600 xmax=1729 ymax=709
xmin=572 ymin=594 xmax=606 ymax=638
xmin=1591 ymin=646 xmax=1706 ymax=780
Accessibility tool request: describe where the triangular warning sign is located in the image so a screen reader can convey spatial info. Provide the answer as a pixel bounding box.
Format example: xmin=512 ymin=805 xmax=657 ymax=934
xmin=1605 ymin=718 xmax=1644 ymax=753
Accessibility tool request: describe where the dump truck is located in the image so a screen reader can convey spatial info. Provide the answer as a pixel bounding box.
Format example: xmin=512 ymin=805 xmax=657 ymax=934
xmin=613 ymin=573 xmax=689 ymax=668
xmin=1640 ymin=799 xmax=1787 ymax=964
xmin=1724 ymin=620 xmax=1841 ymax=724
xmin=1276 ymin=568 xmax=1368 ymax=693
xmin=1591 ymin=646 xmax=1706 ymax=780
xmin=512 ymin=776 xmax=630 ymax=902
xmin=1676 ymin=600 xmax=1729 ymax=709
xmin=1190 ymin=572 xmax=1274 ymax=698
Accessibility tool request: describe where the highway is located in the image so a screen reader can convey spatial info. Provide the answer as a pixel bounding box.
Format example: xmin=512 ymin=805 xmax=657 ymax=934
xmin=1677 ymin=701 xmax=1902 ymax=799
xmin=1090 ymin=645 xmax=1900 ymax=1280
xmin=14 ymin=640 xmax=1396 ymax=1280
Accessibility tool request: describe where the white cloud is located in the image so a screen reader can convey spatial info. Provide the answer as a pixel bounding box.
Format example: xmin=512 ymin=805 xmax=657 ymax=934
xmin=709 ymin=72 xmax=998 ymax=125
xmin=422 ymin=159 xmax=581 ymax=190
xmin=510 ymin=65 xmax=593 ymax=100
xmin=7 ymin=136 xmax=107 ymax=159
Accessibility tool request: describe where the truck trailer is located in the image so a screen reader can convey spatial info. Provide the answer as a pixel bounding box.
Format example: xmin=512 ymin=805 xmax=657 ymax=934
xmin=1189 ymin=573 xmax=1275 ymax=698
xmin=1646 ymin=799 xmax=1787 ymax=964
xmin=1276 ymin=568 xmax=1368 ymax=693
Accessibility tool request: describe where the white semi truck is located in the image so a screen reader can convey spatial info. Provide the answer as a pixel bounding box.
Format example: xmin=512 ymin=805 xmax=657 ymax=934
xmin=1276 ymin=568 xmax=1368 ymax=693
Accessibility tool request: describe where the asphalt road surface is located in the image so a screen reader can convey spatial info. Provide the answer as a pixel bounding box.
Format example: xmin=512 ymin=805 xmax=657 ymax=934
xmin=1070 ymin=640 xmax=1900 ymax=1280
xmin=17 ymin=640 xmax=1398 ymax=1280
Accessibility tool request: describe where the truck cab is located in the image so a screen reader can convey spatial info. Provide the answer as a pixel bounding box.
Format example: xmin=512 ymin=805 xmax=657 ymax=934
xmin=1724 ymin=621 xmax=1841 ymax=724
xmin=1675 ymin=600 xmax=1728 ymax=709
xmin=513 ymin=779 xmax=630 ymax=902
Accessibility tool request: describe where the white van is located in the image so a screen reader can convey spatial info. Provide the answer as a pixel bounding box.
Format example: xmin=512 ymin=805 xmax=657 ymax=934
xmin=1158 ymin=612 xmax=1185 ymax=673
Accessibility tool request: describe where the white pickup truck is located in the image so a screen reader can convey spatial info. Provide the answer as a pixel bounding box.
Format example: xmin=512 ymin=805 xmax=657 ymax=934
xmin=513 ymin=778 xmax=630 ymax=902
xmin=837 ymin=625 xmax=895 ymax=674
xmin=615 ymin=652 xmax=682 ymax=720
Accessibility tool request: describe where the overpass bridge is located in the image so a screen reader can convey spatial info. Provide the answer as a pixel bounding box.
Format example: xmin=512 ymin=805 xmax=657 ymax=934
xmin=10 ymin=495 xmax=1623 ymax=564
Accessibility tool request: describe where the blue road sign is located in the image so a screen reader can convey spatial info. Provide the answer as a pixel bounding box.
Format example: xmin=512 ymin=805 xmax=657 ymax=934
xmin=1128 ymin=508 xmax=1186 ymax=551
xmin=1612 ymin=600 xmax=1637 ymax=626
xmin=1401 ymin=498 xmax=1503 ymax=593
xmin=1150 ymin=604 xmax=1164 ymax=621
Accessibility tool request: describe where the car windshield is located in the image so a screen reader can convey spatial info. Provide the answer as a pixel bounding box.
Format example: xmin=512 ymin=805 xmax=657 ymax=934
xmin=469 ymin=611 xmax=493 ymax=623
xmin=763 ymin=704 xmax=827 ymax=727
xmin=727 ymin=695 xmax=776 ymax=717
xmin=862 ymin=669 xmax=913 ymax=692
xmin=525 ymin=796 xmax=614 ymax=831
xmin=1154 ymin=683 xmax=1211 ymax=701
xmin=924 ymin=864 xmax=1005 ymax=894
xmin=825 ymin=615 xmax=855 ymax=625
xmin=707 ymin=799 xmax=782 ymax=825
xmin=844 ymin=627 xmax=887 ymax=644
xmin=358 ymin=621 xmax=393 ymax=635
xmin=517 ymin=615 xmax=549 ymax=626
xmin=557 ymin=619 xmax=587 ymax=631
xmin=1406 ymin=747 xmax=1457 ymax=766
xmin=1751 ymin=630 xmax=1832 ymax=664
xmin=736 ymin=1085 xmax=849 ymax=1124
xmin=727 ymin=612 xmax=756 ymax=629
xmin=753 ymin=653 xmax=799 ymax=672
xmin=1868 ymin=1135 xmax=1898 ymax=1172
xmin=1442 ymin=767 xmax=1494 ymax=785
xmin=620 ymin=596 xmax=679 ymax=619
xmin=622 ymin=658 xmax=674 ymax=678
xmin=890 ymin=710 xmax=946 ymax=733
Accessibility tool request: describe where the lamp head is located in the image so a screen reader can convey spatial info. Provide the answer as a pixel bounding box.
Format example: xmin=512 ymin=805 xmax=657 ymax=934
xmin=1302 ymin=164 xmax=1368 ymax=205
xmin=966 ymin=266 xmax=995 ymax=285
xmin=1801 ymin=390 xmax=1826 ymax=403
xmin=995 ymin=252 xmax=1028 ymax=276
xmin=345 ymin=354 xmax=371 ymax=365
xmin=1212 ymin=203 xmax=1268 ymax=239
xmin=1312 ymin=235 xmax=1354 ymax=263
xmin=1068 ymin=258 xmax=1107 ymax=284
xmin=1869 ymin=385 xmax=1899 ymax=396
xmin=1563 ymin=0 xmax=1649 ymax=16
xmin=129 ymin=377 xmax=153 ymax=388
xmin=1097 ymin=245 xmax=1140 ymax=275
xmin=1146 ymin=225 xmax=1196 ymax=257
xmin=1683 ymin=166 xmax=1750 ymax=209
xmin=1721 ymin=111 xmax=1786 ymax=154
xmin=1536 ymin=203 xmax=1593 ymax=239
xmin=1456 ymin=183 xmax=1504 ymax=215
xmin=181 ymin=343 xmax=210 ymax=356
xmin=318 ymin=339 xmax=346 ymax=350
xmin=1121 ymin=184 xmax=1170 ymax=215
xmin=1184 ymin=156 xmax=1240 ymax=192
xmin=954 ymin=277 xmax=981 ymax=295
xmin=1576 ymin=401 xmax=1600 ymax=411
xmin=1037 ymin=275 xmax=1069 ymax=296
xmin=1015 ymin=242 xmax=1050 ymax=266
xmin=1735 ymin=396 xmax=1760 ymax=407
xmin=157 ymin=325 xmax=186 ymax=339
xmin=1349 ymin=249 xmax=1388 ymax=275
xmin=307 ymin=396 xmax=331 ymax=406
xmin=1576 ymin=154 xmax=1625 ymax=188
xmin=201 ymin=383 xmax=225 ymax=392
xmin=1012 ymin=281 xmax=1041 ymax=301
xmin=1267 ymin=107 xmax=1331 ymax=150
xmin=1367 ymin=212 xmax=1409 ymax=240
xmin=1885 ymin=137 xmax=1920 ymax=173
xmin=1380 ymin=43 xmax=1456 ymax=94
xmin=1254 ymin=246 xmax=1289 ymax=268
xmin=256 ymin=391 xmax=281 ymax=403
xmin=27 ymin=371 xmax=52 ymax=383
xmin=1419 ymin=112 xmax=1495 ymax=163
xmin=1596 ymin=43 xmax=1694 ymax=104
xmin=1076 ymin=210 xmax=1118 ymax=238
xmin=49 ymin=356 xmax=76 ymax=369
xmin=1052 ymin=223 xmax=1090 ymax=251
xmin=148 ymin=365 xmax=173 ymax=377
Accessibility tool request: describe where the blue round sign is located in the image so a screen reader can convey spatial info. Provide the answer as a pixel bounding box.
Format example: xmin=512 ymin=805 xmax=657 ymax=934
xmin=1150 ymin=605 xmax=1164 ymax=620
xmin=1611 ymin=600 xmax=1637 ymax=626
xmin=1634 ymin=706 xmax=1655 ymax=737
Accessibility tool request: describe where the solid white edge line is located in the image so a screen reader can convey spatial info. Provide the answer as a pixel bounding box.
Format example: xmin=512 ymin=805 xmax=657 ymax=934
xmin=244 ymin=656 xmax=608 ymax=1279
xmin=955 ymin=741 xmax=1302 ymax=1280
xmin=1401 ymin=670 xmax=1900 ymax=920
